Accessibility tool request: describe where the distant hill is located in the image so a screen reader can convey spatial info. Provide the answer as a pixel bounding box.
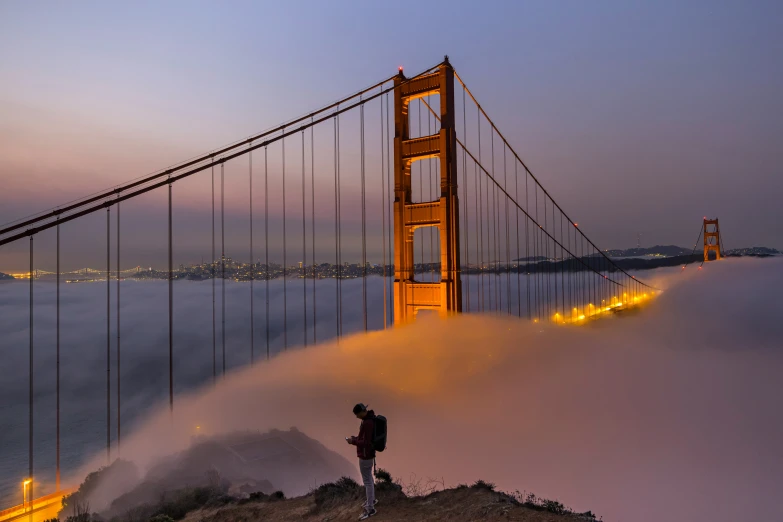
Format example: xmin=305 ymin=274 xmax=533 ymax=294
xmin=607 ymin=245 xmax=781 ymax=259
xmin=61 ymin=427 xmax=357 ymax=520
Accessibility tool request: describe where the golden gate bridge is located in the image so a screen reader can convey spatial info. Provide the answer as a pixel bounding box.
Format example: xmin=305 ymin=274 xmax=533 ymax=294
xmin=0 ymin=57 xmax=657 ymax=517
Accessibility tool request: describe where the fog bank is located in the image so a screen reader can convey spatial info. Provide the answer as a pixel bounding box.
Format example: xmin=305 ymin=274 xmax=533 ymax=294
xmin=66 ymin=258 xmax=783 ymax=522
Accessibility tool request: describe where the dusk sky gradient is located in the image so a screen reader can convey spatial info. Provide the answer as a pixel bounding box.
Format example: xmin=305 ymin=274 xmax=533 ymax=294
xmin=1 ymin=0 xmax=781 ymax=270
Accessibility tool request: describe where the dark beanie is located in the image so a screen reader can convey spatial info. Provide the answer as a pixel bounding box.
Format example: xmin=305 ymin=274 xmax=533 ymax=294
xmin=352 ymin=403 xmax=367 ymax=415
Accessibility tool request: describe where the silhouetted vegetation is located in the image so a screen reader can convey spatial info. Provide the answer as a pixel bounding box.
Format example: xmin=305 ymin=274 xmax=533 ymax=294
xmin=471 ymin=479 xmax=496 ymax=491
xmin=60 ymin=459 xmax=138 ymax=521
xmin=373 ymin=467 xmax=393 ymax=484
xmin=238 ymin=490 xmax=285 ymax=504
xmin=312 ymin=477 xmax=363 ymax=508
xmin=511 ymin=490 xmax=600 ymax=520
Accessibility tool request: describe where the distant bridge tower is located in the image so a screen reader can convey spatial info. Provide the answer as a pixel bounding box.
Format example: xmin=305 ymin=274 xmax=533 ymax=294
xmin=393 ymin=58 xmax=461 ymax=324
xmin=703 ymin=218 xmax=722 ymax=261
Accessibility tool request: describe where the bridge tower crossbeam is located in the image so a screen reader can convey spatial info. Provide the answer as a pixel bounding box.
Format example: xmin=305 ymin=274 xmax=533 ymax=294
xmin=393 ymin=59 xmax=461 ymax=324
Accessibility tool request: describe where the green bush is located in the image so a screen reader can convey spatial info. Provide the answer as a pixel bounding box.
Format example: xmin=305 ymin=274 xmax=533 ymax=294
xmin=313 ymin=477 xmax=362 ymax=508
xmin=471 ymin=479 xmax=496 ymax=491
xmin=374 ymin=468 xmax=393 ymax=484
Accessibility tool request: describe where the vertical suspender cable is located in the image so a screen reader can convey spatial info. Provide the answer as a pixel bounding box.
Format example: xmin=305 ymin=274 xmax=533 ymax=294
xmin=488 ymin=169 xmax=493 ymax=310
xmin=221 ymin=163 xmax=226 ymax=373
xmin=540 ymin=195 xmax=545 ymax=320
xmin=264 ymin=148 xmax=270 ymax=359
xmin=386 ymin=94 xmax=393 ymax=326
xmin=543 ymin=197 xmax=549 ymax=321
xmin=250 ymin=145 xmax=254 ymax=363
xmin=337 ymin=114 xmax=343 ymax=336
xmin=211 ymin=164 xmax=216 ymax=382
xmin=567 ymin=219 xmax=572 ymax=317
xmin=534 ymin=184 xmax=539 ymax=321
xmin=539 ymin=190 xmax=545 ymax=320
xmin=282 ymin=132 xmax=288 ymax=349
xmin=574 ymin=232 xmax=585 ymax=312
xmin=361 ymin=101 xmax=367 ymax=330
xmin=582 ymin=233 xmax=586 ymax=313
xmin=545 ymin=198 xmax=551 ymax=320
xmin=168 ymin=181 xmax=174 ymax=412
xmin=477 ymin=105 xmax=484 ymax=312
xmin=496 ymin=176 xmax=501 ymax=310
xmin=106 ymin=207 xmax=111 ymax=461
xmin=475 ymin=161 xmax=481 ymax=312
xmin=334 ymin=114 xmax=340 ymax=339
xmin=116 ymin=198 xmax=121 ymax=454
xmin=592 ymin=243 xmax=596 ymax=312
xmin=56 ymin=222 xmax=60 ymax=490
xmin=29 ymin=235 xmax=34 ymax=506
xmin=489 ymin=131 xmax=495 ymax=311
xmin=549 ymin=198 xmax=555 ymax=320
xmin=514 ymin=162 xmax=520 ymax=317
xmin=462 ymin=87 xmax=470 ymax=312
xmin=491 ymin=141 xmax=497 ymax=310
xmin=575 ymin=228 xmax=580 ymax=315
xmin=302 ymin=131 xmax=308 ymax=345
xmin=560 ymin=211 xmax=565 ymax=319
xmin=311 ymin=121 xmax=317 ymax=342
xmin=525 ymin=170 xmax=530 ymax=320
xmin=588 ymin=238 xmax=592 ymax=311
xmin=380 ymin=90 xmax=387 ymax=328
xmin=503 ymin=144 xmax=510 ymax=314
xmin=584 ymin=235 xmax=588 ymax=312
xmin=333 ymin=115 xmax=339 ymax=339
xmin=569 ymin=220 xmax=574 ymax=316
xmin=552 ymin=200 xmax=563 ymax=313
xmin=491 ymin=132 xmax=499 ymax=311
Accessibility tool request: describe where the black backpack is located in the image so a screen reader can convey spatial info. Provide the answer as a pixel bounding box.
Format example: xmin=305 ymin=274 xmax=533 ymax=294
xmin=372 ymin=414 xmax=387 ymax=452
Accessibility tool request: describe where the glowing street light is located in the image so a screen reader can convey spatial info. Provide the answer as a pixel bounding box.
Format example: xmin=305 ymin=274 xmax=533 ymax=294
xmin=22 ymin=479 xmax=31 ymax=510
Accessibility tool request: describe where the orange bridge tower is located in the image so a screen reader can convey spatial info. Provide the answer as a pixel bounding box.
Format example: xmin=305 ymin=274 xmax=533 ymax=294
xmin=703 ymin=218 xmax=722 ymax=261
xmin=393 ymin=59 xmax=462 ymax=324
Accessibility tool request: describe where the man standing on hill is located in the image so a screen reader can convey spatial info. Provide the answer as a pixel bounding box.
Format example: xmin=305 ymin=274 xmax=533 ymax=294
xmin=347 ymin=403 xmax=377 ymax=519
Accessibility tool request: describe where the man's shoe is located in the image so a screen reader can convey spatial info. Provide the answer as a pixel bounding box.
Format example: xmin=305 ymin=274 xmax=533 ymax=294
xmin=359 ymin=499 xmax=379 ymax=509
xmin=358 ymin=508 xmax=377 ymax=520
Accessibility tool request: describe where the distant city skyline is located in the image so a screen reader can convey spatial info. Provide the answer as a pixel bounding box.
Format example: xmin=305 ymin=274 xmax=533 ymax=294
xmin=4 ymin=245 xmax=777 ymax=279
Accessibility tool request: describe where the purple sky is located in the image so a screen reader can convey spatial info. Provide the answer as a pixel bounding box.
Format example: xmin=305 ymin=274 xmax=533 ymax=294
xmin=1 ymin=0 xmax=781 ymax=271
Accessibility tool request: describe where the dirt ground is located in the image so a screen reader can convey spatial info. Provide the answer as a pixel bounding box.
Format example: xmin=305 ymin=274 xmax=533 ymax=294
xmin=181 ymin=486 xmax=593 ymax=522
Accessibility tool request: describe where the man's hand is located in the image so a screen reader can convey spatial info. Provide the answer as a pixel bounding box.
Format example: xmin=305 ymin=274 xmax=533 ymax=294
xmin=346 ymin=436 xmax=356 ymax=445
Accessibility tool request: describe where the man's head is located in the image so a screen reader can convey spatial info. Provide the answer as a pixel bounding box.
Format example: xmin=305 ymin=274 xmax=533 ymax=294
xmin=353 ymin=403 xmax=368 ymax=419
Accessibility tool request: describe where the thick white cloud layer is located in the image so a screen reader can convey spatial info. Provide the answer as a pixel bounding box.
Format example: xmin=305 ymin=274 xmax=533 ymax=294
xmin=1 ymin=258 xmax=781 ymax=521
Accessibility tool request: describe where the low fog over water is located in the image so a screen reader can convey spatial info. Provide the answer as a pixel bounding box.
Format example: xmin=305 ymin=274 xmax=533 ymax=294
xmin=1 ymin=258 xmax=781 ymax=521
